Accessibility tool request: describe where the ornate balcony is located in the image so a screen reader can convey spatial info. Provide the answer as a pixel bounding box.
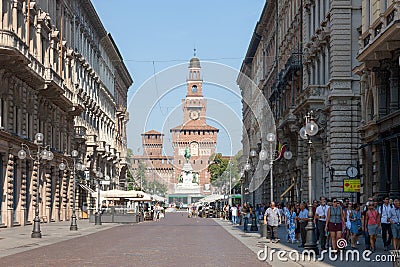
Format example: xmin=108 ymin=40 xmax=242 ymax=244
xmin=97 ymin=141 xmax=106 ymax=153
xmin=358 ymin=2 xmax=400 ymax=65
xmin=294 ymin=85 xmax=327 ymax=111
xmin=74 ymin=126 xmax=87 ymax=142
xmin=86 ymin=134 xmax=98 ymax=147
xmin=0 ymin=30 xmax=45 ymax=87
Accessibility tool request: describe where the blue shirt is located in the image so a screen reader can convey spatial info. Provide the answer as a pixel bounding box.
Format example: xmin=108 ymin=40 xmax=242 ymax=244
xmin=299 ymin=209 xmax=308 ymax=219
xmin=390 ymin=208 xmax=400 ymax=224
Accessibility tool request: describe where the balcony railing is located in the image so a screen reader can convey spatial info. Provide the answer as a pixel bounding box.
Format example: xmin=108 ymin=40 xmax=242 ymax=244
xmin=44 ymin=68 xmax=64 ymax=92
xmin=360 ymin=2 xmax=400 ymax=51
xmin=74 ymin=126 xmax=87 ymax=141
xmin=295 ymin=85 xmax=327 ymax=107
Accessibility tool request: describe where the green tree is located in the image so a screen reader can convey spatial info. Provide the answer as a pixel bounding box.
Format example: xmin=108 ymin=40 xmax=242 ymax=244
xmin=208 ymin=150 xmax=243 ymax=193
xmin=126 ymin=168 xmax=136 ymax=191
xmin=208 ymin=153 xmax=229 ymax=184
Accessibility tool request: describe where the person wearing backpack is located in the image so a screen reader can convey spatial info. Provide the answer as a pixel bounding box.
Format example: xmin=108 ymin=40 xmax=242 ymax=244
xmin=378 ymin=196 xmax=393 ymax=251
xmin=389 ymin=199 xmax=400 ymax=250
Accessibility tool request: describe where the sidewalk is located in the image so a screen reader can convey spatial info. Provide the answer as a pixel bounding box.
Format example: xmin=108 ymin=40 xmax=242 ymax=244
xmin=214 ymin=218 xmax=396 ymax=267
xmin=0 ymin=220 xmax=119 ymax=258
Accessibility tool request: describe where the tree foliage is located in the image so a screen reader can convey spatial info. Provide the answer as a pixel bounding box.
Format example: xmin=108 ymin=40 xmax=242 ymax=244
xmin=208 ymin=150 xmax=243 ymax=193
xmin=208 ymin=153 xmax=229 ymax=184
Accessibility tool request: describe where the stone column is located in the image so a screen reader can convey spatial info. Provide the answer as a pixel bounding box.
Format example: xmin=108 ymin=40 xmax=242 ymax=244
xmin=20 ymin=162 xmax=27 ymax=225
xmin=311 ymin=3 xmax=315 ymax=34
xmin=389 ymin=63 xmax=399 ymax=113
xmin=389 ymin=138 xmax=400 ymax=199
xmin=377 ymin=69 xmax=389 ymax=117
xmin=44 ymin=171 xmax=51 ymax=222
xmin=55 ymin=170 xmax=61 ymax=222
xmin=6 ymin=154 xmax=14 ymax=227
xmin=30 ymin=161 xmax=38 ymax=222
xmin=62 ymin=170 xmax=68 ymax=221
xmin=378 ymin=142 xmax=389 ymax=199
xmin=12 ymin=0 xmax=17 ymax=32
xmin=315 ymin=0 xmax=320 ymax=28
xmin=314 ymin=150 xmax=324 ymax=201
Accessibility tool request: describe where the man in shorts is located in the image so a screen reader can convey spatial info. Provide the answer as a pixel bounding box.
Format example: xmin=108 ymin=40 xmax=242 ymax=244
xmin=389 ymin=199 xmax=400 ymax=250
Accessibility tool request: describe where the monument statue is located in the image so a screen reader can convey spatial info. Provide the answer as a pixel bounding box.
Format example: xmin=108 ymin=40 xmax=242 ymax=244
xmin=192 ymin=172 xmax=198 ymax=184
xmin=184 ymin=147 xmax=191 ymax=163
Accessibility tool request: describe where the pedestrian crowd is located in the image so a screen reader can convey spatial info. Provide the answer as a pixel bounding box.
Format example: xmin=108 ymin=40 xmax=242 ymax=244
xmin=219 ymin=196 xmax=400 ymax=253
xmin=261 ymin=196 xmax=400 ymax=253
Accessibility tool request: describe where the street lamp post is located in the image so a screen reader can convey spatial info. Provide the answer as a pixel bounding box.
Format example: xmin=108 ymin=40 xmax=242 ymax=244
xmin=248 ymin=149 xmax=259 ymax=232
xmin=228 ymin=162 xmax=233 ymax=206
xmin=299 ymin=111 xmax=319 ymax=254
xmin=259 ymin=133 xmax=293 ymax=203
xmin=58 ymin=150 xmax=85 ymax=231
xmin=94 ymin=169 xmax=104 ymax=225
xmin=239 ymin=170 xmax=245 ymax=206
xmin=18 ymin=133 xmax=54 ymax=238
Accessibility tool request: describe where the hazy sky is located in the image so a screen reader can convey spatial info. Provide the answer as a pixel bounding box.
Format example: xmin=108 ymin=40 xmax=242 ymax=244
xmin=91 ymin=1 xmax=265 ymax=156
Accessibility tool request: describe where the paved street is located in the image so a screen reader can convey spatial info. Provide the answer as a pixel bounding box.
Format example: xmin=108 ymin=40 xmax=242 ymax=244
xmin=1 ymin=214 xmax=398 ymax=267
xmin=0 ymin=213 xmax=266 ymax=267
xmin=215 ymin=218 xmax=397 ymax=267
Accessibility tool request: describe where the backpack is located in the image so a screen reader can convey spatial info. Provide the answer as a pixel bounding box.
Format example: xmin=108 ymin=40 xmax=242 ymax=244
xmin=378 ymin=204 xmax=393 ymax=214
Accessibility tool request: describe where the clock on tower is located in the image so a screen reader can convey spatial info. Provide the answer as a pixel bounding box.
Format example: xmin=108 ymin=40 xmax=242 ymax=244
xmin=189 ymin=110 xmax=200 ymax=120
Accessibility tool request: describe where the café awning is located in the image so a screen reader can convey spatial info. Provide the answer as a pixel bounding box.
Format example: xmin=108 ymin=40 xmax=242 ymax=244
xmin=91 ymin=189 xmax=143 ymax=199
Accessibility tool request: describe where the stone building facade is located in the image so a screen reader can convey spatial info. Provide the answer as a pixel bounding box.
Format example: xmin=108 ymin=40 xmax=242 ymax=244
xmin=0 ymin=0 xmax=131 ymax=228
xmin=238 ymin=1 xmax=278 ymax=206
xmin=239 ymin=0 xmax=363 ymax=204
xmin=355 ymin=0 xmax=400 ymax=201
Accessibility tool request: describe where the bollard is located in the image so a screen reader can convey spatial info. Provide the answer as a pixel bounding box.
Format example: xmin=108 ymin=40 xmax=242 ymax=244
xmin=94 ymin=212 xmax=102 ymax=225
xmin=259 ymin=220 xmax=268 ymax=238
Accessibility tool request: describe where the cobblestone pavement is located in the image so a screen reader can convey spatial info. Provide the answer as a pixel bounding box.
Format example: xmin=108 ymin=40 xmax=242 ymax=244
xmin=0 ymin=213 xmax=268 ymax=267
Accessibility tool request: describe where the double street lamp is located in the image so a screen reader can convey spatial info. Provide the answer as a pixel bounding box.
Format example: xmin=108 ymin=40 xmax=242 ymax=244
xmin=58 ymin=150 xmax=85 ymax=231
xmin=94 ymin=169 xmax=104 ymax=225
xmin=259 ymin=133 xmax=293 ymax=203
xmin=299 ymin=110 xmax=319 ymax=254
xmin=18 ymin=133 xmax=54 ymax=238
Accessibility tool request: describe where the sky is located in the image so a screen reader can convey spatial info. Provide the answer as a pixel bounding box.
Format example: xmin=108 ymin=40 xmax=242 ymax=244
xmin=91 ymin=1 xmax=265 ymax=156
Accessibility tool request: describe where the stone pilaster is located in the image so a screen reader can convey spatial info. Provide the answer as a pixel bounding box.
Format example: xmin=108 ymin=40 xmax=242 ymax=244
xmin=389 ymin=64 xmax=399 ymax=113
xmin=6 ymin=154 xmax=14 ymax=227
xmin=389 ymin=139 xmax=400 ymax=199
xmin=378 ymin=142 xmax=389 ymax=198
xmin=20 ymin=161 xmax=27 ymax=225
xmin=54 ymin=170 xmax=61 ymax=222
xmin=44 ymin=171 xmax=51 ymax=222
xmin=328 ymin=98 xmax=361 ymax=198
xmin=377 ymin=69 xmax=389 ymax=117
xmin=62 ymin=170 xmax=68 ymax=221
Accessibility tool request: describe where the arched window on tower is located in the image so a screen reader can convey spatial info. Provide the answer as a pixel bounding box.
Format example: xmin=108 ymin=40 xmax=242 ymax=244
xmin=192 ymin=85 xmax=198 ymax=93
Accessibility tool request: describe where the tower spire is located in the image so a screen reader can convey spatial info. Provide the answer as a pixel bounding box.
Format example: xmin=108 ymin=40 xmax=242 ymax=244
xmin=193 ymin=47 xmax=196 ymax=57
